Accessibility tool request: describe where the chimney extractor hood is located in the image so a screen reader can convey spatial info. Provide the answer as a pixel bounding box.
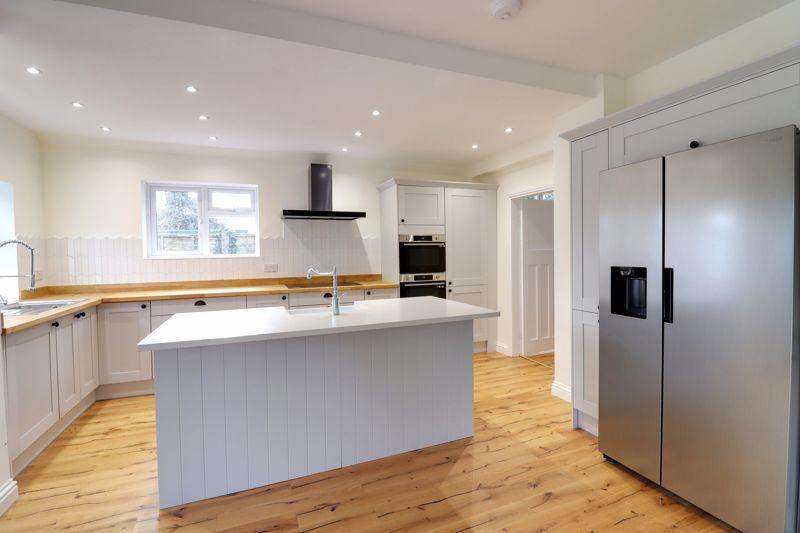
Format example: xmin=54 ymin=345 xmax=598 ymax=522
xmin=282 ymin=164 xmax=366 ymax=220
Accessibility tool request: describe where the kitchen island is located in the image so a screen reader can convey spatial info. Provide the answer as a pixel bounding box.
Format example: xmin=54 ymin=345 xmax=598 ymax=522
xmin=138 ymin=296 xmax=498 ymax=508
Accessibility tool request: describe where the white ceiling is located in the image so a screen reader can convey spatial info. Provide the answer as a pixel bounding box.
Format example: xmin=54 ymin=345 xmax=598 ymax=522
xmin=0 ymin=0 xmax=791 ymax=168
xmin=255 ymin=0 xmax=793 ymax=76
xmin=0 ymin=0 xmax=589 ymax=167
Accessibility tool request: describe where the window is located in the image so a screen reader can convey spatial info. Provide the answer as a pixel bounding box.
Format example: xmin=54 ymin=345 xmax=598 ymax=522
xmin=144 ymin=182 xmax=259 ymax=258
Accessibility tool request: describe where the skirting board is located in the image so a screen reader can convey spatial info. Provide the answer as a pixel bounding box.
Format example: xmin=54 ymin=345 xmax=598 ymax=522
xmin=0 ymin=479 xmax=19 ymax=518
xmin=575 ymin=411 xmax=598 ymax=436
xmin=473 ymin=341 xmax=488 ymax=353
xmin=495 ymin=342 xmax=512 ymax=356
xmin=96 ymin=380 xmax=154 ymax=400
xmin=551 ymin=381 xmax=571 ymax=403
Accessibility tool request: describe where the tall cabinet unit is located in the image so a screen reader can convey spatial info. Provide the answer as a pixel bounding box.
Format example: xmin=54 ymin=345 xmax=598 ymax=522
xmin=565 ymin=50 xmax=800 ymax=436
xmin=379 ymin=179 xmax=497 ymax=350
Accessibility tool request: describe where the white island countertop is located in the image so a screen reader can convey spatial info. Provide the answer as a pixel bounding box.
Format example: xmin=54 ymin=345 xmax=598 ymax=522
xmin=138 ymin=296 xmax=499 ymax=351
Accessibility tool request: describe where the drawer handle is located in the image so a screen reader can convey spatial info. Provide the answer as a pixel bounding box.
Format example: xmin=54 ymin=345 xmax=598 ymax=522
xmin=366 ymin=291 xmax=371 ymax=295
xmin=281 ymin=295 xmax=287 ymax=300
xmin=141 ymin=303 xmax=147 ymax=309
xmin=323 ymin=292 xmax=332 ymax=299
xmin=194 ymin=300 xmax=207 ymax=306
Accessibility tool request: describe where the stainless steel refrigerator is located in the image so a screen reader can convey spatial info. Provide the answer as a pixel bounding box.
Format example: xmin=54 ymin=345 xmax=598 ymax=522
xmin=598 ymin=126 xmax=800 ymax=532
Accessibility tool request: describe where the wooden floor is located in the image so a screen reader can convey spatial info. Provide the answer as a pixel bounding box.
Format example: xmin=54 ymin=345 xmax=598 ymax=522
xmin=0 ymin=352 xmax=732 ymax=532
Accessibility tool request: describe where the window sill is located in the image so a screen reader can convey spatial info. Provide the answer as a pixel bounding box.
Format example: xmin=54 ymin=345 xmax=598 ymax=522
xmin=145 ymin=253 xmax=261 ymax=260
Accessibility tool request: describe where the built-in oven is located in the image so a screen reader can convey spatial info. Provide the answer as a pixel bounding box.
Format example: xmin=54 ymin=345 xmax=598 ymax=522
xmin=399 ymin=234 xmax=446 ymax=275
xmin=399 ymin=273 xmax=447 ymax=299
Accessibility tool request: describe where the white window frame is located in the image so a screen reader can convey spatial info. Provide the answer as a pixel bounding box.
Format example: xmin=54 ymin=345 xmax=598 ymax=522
xmin=143 ymin=181 xmax=260 ymax=259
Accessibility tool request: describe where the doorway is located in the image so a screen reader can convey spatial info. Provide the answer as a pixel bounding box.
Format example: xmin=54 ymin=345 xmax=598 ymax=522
xmin=510 ymin=189 xmax=555 ymax=356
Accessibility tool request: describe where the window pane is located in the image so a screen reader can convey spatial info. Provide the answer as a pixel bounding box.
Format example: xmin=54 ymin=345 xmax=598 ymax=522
xmin=209 ymin=215 xmax=257 ymax=255
xmin=155 ymin=189 xmax=199 ymax=253
xmin=211 ymin=190 xmax=252 ymax=210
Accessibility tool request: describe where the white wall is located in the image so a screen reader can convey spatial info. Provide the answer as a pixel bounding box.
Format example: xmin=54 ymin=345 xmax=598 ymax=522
xmin=0 ymin=114 xmax=43 ymax=298
xmin=476 ymin=154 xmax=553 ymax=355
xmin=626 ymin=0 xmax=800 ymax=106
xmin=37 ymin=135 xmax=462 ymax=285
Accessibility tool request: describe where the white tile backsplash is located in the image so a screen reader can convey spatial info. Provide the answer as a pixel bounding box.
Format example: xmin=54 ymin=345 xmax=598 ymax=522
xmin=19 ymin=222 xmax=380 ymax=286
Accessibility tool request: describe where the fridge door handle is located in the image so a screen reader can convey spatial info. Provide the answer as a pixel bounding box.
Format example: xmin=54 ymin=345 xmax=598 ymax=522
xmin=663 ymin=268 xmax=674 ymax=323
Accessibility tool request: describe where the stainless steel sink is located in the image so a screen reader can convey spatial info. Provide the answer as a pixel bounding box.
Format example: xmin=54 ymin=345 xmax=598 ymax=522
xmin=0 ymin=299 xmax=86 ymax=316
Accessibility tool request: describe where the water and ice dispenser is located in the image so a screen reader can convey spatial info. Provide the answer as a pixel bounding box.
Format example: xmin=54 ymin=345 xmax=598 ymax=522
xmin=610 ymin=267 xmax=647 ymax=319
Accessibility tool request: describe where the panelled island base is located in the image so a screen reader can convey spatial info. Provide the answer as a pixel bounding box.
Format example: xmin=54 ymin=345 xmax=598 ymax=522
xmin=138 ymin=296 xmax=499 ymax=508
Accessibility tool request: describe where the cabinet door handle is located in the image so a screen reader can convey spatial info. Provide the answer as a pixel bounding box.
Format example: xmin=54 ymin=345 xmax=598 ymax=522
xmin=366 ymin=291 xmax=371 ymax=295
xmin=80 ymin=311 xmax=86 ymax=318
xmin=141 ymin=303 xmax=147 ymax=309
xmin=400 ymin=218 xmax=405 ymax=223
xmin=194 ymin=300 xmax=207 ymax=306
xmin=74 ymin=313 xmax=81 ymax=319
xmin=281 ymin=295 xmax=287 ymax=300
xmin=52 ymin=321 xmax=59 ymax=327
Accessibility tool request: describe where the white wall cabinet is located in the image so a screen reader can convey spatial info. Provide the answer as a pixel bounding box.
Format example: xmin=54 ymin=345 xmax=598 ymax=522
xmin=99 ymin=301 xmax=152 ymax=384
xmin=5 ymin=322 xmax=59 ymax=458
xmin=447 ymin=284 xmax=489 ymax=342
xmin=445 ymin=187 xmax=491 ymax=287
xmin=246 ymin=294 xmax=289 ymax=308
xmin=397 ymin=185 xmax=445 ymax=225
xmin=571 ymin=130 xmax=608 ymax=314
xmin=609 ymin=64 xmax=800 ymax=168
xmin=55 ymin=315 xmax=80 ymax=417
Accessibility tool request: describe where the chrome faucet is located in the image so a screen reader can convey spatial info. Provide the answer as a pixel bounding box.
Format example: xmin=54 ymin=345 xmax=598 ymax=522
xmin=306 ymin=266 xmax=339 ymax=315
xmin=0 ymin=240 xmax=36 ymax=295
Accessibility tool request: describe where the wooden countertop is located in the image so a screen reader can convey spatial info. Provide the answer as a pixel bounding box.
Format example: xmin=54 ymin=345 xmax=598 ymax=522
xmin=1 ymin=277 xmax=398 ymax=336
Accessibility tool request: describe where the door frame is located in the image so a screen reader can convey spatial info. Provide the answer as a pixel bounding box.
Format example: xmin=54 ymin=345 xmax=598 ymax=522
xmin=508 ymin=185 xmax=554 ymax=356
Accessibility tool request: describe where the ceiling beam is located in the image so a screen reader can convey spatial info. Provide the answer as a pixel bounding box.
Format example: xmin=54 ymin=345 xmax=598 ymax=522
xmin=57 ymin=0 xmax=597 ymax=97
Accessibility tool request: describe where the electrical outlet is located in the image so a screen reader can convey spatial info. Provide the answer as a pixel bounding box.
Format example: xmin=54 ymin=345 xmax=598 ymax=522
xmin=263 ymin=263 xmax=279 ymax=273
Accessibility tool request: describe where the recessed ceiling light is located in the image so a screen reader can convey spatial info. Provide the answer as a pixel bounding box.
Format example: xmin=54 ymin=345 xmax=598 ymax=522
xmin=341 ymin=147 xmax=348 ymax=152
xmin=505 ymin=127 xmax=513 ymax=133
xmin=71 ymin=101 xmax=84 ymax=109
xmin=186 ymin=85 xmax=198 ymax=93
xmin=25 ymin=66 xmax=41 ymax=75
xmin=209 ymin=135 xmax=217 ymax=141
xmin=101 ymin=126 xmax=111 ymax=132
xmin=354 ymin=130 xmax=363 ymax=137
xmin=198 ymin=115 xmax=209 ymax=121
xmin=471 ymin=144 xmax=479 ymax=150
xmin=371 ymin=109 xmax=381 ymax=117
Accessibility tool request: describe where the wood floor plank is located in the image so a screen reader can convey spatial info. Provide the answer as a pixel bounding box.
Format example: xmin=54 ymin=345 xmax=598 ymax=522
xmin=0 ymin=352 xmax=732 ymax=532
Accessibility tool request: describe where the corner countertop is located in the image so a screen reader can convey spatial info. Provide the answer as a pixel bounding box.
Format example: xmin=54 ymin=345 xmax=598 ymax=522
xmin=1 ymin=278 xmax=399 ymax=336
xmin=138 ymin=297 xmax=499 ymax=351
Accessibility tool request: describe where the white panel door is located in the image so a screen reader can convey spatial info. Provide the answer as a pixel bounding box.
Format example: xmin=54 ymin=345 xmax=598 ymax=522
xmin=445 ymin=187 xmax=489 ymax=287
xmin=398 ymin=185 xmax=445 ymax=225
xmin=76 ymin=308 xmax=100 ymax=399
xmin=99 ymin=301 xmax=153 ymax=384
xmin=5 ymin=322 xmax=59 ymax=458
xmin=572 ymin=310 xmax=599 ymax=419
xmin=571 ymin=130 xmax=609 ymax=313
xmin=447 ymin=284 xmax=489 ymax=342
xmin=522 ymin=198 xmax=554 ymax=355
xmin=55 ymin=314 xmax=80 ymax=417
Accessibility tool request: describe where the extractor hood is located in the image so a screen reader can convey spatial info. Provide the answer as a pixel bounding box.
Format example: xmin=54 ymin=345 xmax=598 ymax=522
xmin=282 ymin=164 xmax=366 ymax=220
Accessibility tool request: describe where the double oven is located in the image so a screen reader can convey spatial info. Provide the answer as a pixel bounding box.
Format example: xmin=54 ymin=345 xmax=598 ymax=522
xmin=398 ymin=233 xmax=446 ymax=299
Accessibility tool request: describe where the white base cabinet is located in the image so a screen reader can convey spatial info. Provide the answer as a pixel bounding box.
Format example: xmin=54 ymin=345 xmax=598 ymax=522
xmin=77 ymin=308 xmax=100 ymax=399
xmin=5 ymin=323 xmax=59 ymax=458
xmin=447 ymin=285 xmax=489 ymax=342
xmin=55 ymin=315 xmax=80 ymax=417
xmin=99 ymin=301 xmax=153 ymax=384
xmin=571 ymin=310 xmax=599 ymax=420
xmin=246 ymin=294 xmax=289 ymax=308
